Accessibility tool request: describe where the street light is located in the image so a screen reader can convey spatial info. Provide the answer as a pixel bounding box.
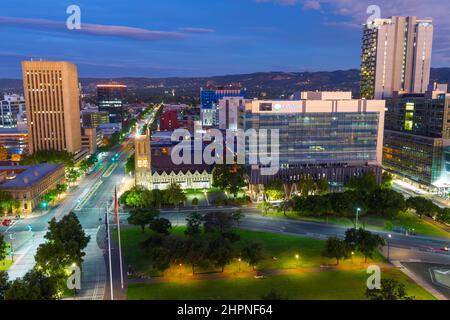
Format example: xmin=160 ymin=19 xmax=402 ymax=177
xmin=387 ymin=234 xmax=392 ymax=261
xmin=355 ymin=208 xmax=361 ymax=228
xmin=295 ymin=254 xmax=300 ymax=268
xmin=238 ymin=258 xmax=241 ymax=273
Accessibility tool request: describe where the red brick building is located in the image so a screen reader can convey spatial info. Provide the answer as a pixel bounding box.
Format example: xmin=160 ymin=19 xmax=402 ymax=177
xmin=160 ymin=110 xmax=180 ymax=131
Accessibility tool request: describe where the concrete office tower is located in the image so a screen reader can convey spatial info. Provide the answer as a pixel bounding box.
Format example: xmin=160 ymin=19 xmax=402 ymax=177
xmin=217 ymin=96 xmax=245 ymax=131
xmin=22 ymin=61 xmax=82 ymax=154
xmin=361 ymin=16 xmax=433 ymax=100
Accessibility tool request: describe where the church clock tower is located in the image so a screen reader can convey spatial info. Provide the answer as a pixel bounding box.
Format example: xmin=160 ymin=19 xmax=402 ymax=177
xmin=134 ymin=126 xmax=152 ymax=189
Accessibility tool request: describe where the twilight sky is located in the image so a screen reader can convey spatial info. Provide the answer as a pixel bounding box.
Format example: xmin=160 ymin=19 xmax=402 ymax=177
xmin=0 ymin=0 xmax=449 ymax=78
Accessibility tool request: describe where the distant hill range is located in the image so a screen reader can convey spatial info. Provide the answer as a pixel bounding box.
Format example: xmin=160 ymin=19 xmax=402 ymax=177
xmin=2 ymin=68 xmax=450 ymax=101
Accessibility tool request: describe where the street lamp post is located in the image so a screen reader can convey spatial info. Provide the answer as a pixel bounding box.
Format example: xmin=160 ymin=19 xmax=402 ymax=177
xmin=387 ymin=234 xmax=392 ymax=261
xmin=355 ymin=208 xmax=361 ymax=228
xmin=295 ymin=254 xmax=300 ymax=268
xmin=238 ymin=258 xmax=241 ymax=273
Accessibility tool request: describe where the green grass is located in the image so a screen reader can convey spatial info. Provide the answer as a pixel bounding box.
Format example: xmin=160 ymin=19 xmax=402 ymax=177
xmin=0 ymin=259 xmax=13 ymax=271
xmin=116 ymin=227 xmax=384 ymax=277
xmin=235 ymin=229 xmax=384 ymax=269
xmin=113 ymin=227 xmax=157 ymax=276
xmin=388 ymin=211 xmax=449 ymax=237
xmin=127 ymin=268 xmax=435 ymax=300
xmin=265 ymin=210 xmax=449 ymax=238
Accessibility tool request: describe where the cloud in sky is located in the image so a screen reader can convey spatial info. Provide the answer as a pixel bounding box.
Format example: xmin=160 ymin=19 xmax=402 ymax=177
xmin=255 ymin=0 xmax=450 ymax=63
xmin=0 ymin=16 xmax=197 ymax=41
xmin=179 ymin=27 xmax=215 ymax=34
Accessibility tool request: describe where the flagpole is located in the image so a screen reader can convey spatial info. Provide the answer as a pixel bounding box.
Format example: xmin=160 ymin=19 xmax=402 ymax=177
xmin=106 ymin=204 xmax=114 ymax=300
xmin=116 ymin=187 xmax=124 ymax=290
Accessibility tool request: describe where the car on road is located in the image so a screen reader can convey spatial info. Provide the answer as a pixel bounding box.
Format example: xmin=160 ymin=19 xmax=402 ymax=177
xmin=1 ymin=219 xmax=14 ymax=227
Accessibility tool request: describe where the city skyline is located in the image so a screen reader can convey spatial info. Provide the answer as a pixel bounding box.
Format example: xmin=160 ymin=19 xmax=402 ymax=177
xmin=1 ymin=0 xmax=450 ymax=78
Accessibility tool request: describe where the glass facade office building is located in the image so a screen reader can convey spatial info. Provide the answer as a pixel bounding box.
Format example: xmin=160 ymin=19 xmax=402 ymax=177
xmin=97 ymin=84 xmax=127 ymax=124
xmin=383 ymin=89 xmax=450 ymax=190
xmin=246 ymin=112 xmax=379 ymax=165
xmin=244 ymin=95 xmax=385 ymax=191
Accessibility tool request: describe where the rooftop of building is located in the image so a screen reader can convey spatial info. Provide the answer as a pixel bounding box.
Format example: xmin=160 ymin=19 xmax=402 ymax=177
xmin=151 ymin=153 xmax=213 ymax=175
xmin=96 ymin=82 xmax=127 ymax=88
xmin=0 ymin=128 xmax=28 ymax=135
xmin=0 ymin=163 xmax=64 ymax=189
xmin=300 ymin=91 xmax=353 ymax=100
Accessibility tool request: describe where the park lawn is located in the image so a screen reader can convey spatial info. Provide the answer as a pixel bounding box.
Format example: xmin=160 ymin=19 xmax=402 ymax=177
xmin=234 ymin=229 xmax=384 ymax=270
xmin=266 ymin=211 xmax=356 ymax=227
xmin=113 ymin=227 xmax=158 ymax=276
xmin=387 ymin=211 xmax=449 ymax=238
xmin=0 ymin=259 xmax=13 ymax=271
xmin=266 ymin=210 xmax=449 ymax=238
xmin=116 ymin=227 xmax=384 ymax=277
xmin=127 ymin=268 xmax=435 ymax=300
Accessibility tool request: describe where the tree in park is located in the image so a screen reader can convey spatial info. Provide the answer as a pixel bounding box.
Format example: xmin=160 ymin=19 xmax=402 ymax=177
xmin=436 ymin=208 xmax=450 ymax=224
xmin=212 ymin=163 xmax=246 ymax=198
xmin=34 ymin=241 xmax=69 ymax=282
xmin=202 ymin=211 xmax=233 ymax=234
xmin=345 ymin=228 xmax=386 ymax=263
xmin=367 ymin=189 xmax=406 ymax=218
xmin=119 ymin=186 xmax=153 ymax=208
xmin=345 ymin=171 xmax=378 ymax=194
xmin=0 ymin=270 xmax=9 ymax=300
xmin=0 ymin=234 xmax=7 ymax=262
xmin=299 ymin=177 xmax=317 ymax=196
xmin=209 ymin=237 xmax=235 ymax=273
xmin=140 ymin=236 xmax=172 ymax=272
xmin=365 ymin=278 xmax=414 ymax=300
xmin=35 ymin=212 xmax=90 ymax=282
xmin=192 ymin=197 xmax=199 ymax=207
xmin=316 ymin=178 xmax=330 ymax=195
xmin=185 ymin=239 xmax=209 ymax=275
xmin=257 ymin=201 xmax=271 ymax=216
xmin=232 ymin=209 xmax=245 ymax=226
xmin=4 ymin=270 xmax=58 ymax=300
xmin=265 ymin=180 xmax=285 ymax=201
xmin=277 ymin=200 xmax=291 ymax=217
xmin=165 ymin=183 xmax=186 ymax=209
xmin=381 ymin=172 xmax=393 ymax=189
xmin=128 ymin=207 xmax=159 ymax=232
xmin=406 ymin=196 xmax=439 ymax=219
xmin=149 ymin=218 xmax=172 ymax=236
xmin=241 ymin=242 xmax=264 ymax=271
xmin=185 ymin=212 xmax=203 ymax=237
xmin=321 ymin=237 xmax=351 ymax=265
